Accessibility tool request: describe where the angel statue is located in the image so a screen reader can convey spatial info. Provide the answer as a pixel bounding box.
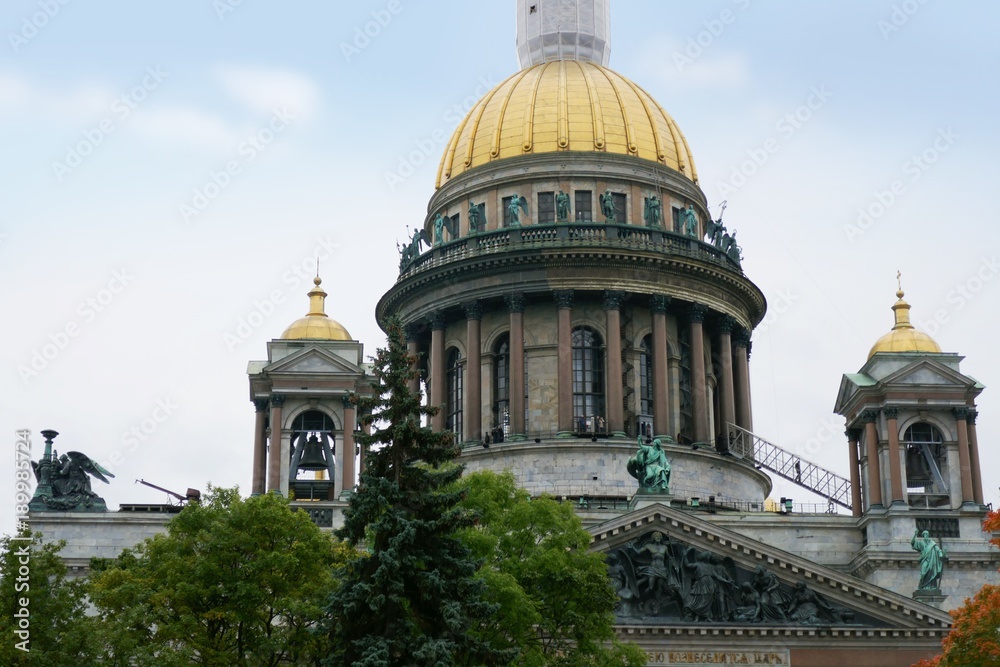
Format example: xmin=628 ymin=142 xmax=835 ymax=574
xmin=433 ymin=213 xmax=446 ymax=246
xmin=32 ymin=450 xmax=115 ymax=511
xmin=599 ymin=190 xmax=616 ymax=222
xmin=627 ymin=436 xmax=671 ymax=493
xmin=507 ymin=194 xmax=528 ymax=227
xmin=681 ymin=205 xmax=699 ymax=237
xmin=704 ymin=200 xmax=728 ymax=247
xmin=468 ymin=199 xmax=485 ymax=233
xmin=644 ymin=195 xmax=663 ymax=228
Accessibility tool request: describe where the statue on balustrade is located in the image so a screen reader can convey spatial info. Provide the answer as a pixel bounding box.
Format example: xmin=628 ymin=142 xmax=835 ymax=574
xmin=628 ymin=436 xmax=671 ymax=493
xmin=681 ymin=205 xmax=699 ymax=237
xmin=399 ymin=227 xmax=431 ymax=271
xmin=600 ymin=190 xmax=616 ymax=222
xmin=507 ymin=195 xmax=528 ymax=226
xmin=556 ymin=190 xmax=571 ymax=221
xmin=468 ymin=199 xmax=485 ymax=233
xmin=644 ymin=195 xmax=663 ymax=228
xmin=912 ymin=529 xmax=947 ymax=591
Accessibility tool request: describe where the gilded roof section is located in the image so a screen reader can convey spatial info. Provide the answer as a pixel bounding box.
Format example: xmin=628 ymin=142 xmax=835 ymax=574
xmin=435 ymin=61 xmax=697 ymax=188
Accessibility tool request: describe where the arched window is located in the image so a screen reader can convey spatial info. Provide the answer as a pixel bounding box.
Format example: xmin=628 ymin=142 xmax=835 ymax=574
xmin=446 ymin=348 xmax=463 ymax=440
xmin=572 ymin=327 xmax=605 ymax=434
xmin=289 ymin=410 xmax=335 ymax=485
xmin=904 ymin=423 xmax=948 ymax=507
xmin=493 ymin=335 xmax=510 ymax=439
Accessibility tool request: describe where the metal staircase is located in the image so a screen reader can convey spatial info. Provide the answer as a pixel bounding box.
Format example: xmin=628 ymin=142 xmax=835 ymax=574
xmin=727 ymin=423 xmax=853 ymax=511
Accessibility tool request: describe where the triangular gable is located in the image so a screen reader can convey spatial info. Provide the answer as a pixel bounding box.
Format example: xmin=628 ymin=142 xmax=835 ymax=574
xmin=264 ymin=347 xmax=364 ymax=376
xmin=833 ymin=373 xmax=875 ymax=414
xmin=589 ymin=503 xmax=952 ymax=629
xmin=879 ymin=358 xmax=977 ymax=390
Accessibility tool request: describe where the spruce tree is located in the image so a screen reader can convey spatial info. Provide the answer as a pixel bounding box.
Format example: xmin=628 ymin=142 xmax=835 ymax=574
xmin=325 ymin=319 xmax=513 ymax=667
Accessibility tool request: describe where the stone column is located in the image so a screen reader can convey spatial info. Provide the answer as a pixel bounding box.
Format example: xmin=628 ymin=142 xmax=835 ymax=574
xmin=954 ymin=407 xmax=975 ymax=505
xmin=405 ymin=324 xmax=421 ymax=397
xmin=430 ymin=313 xmax=446 ymax=431
xmin=883 ymin=407 xmax=904 ymax=505
xmin=688 ymin=304 xmax=709 ymax=444
xmin=716 ymin=316 xmax=737 ymax=437
xmin=507 ymin=295 xmax=527 ymax=440
xmin=267 ymin=395 xmax=285 ymax=494
xmin=464 ymin=302 xmax=483 ymax=444
xmin=863 ymin=410 xmax=883 ymax=509
xmin=733 ymin=329 xmax=753 ymax=431
xmin=341 ymin=397 xmax=356 ymax=494
xmin=251 ymin=398 xmax=268 ymax=495
xmin=603 ymin=291 xmax=625 ymax=437
xmin=650 ymin=295 xmax=671 ymax=439
xmin=554 ymin=290 xmax=574 ymax=437
xmin=967 ymin=410 xmax=984 ymax=505
xmin=846 ymin=429 xmax=863 ymax=517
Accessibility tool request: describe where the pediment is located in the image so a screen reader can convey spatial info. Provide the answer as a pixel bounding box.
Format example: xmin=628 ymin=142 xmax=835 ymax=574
xmin=264 ymin=348 xmax=364 ymax=376
xmin=589 ymin=504 xmax=951 ymax=629
xmin=880 ymin=358 xmax=975 ymax=389
xmin=833 ymin=373 xmax=874 ymax=414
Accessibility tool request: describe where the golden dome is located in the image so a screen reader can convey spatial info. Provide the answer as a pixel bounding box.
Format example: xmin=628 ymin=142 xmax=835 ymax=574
xmin=436 ymin=60 xmax=698 ymax=188
xmin=868 ymin=287 xmax=942 ymax=359
xmin=280 ymin=276 xmax=353 ymax=341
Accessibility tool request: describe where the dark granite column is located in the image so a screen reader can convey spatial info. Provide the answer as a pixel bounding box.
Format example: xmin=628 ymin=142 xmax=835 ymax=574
xmin=689 ymin=304 xmax=709 ymax=444
xmin=555 ymin=290 xmax=574 ymax=437
xmin=507 ymin=295 xmax=526 ymax=440
xmin=650 ymin=295 xmax=671 ymax=439
xmin=863 ymin=410 xmax=883 ymax=509
xmin=267 ymin=395 xmax=285 ymax=494
xmin=603 ymin=291 xmax=625 ymax=437
xmin=430 ymin=313 xmax=446 ymax=431
xmin=252 ymin=398 xmax=268 ymax=495
xmin=464 ymin=302 xmax=483 ymax=444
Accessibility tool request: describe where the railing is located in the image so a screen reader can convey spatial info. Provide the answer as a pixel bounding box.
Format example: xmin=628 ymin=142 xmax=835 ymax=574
xmin=727 ymin=423 xmax=854 ymax=511
xmin=398 ymin=222 xmax=742 ymax=279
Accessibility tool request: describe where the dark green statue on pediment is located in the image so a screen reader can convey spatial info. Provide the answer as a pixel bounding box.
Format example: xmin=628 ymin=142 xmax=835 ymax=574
xmin=29 ymin=430 xmax=114 ymax=512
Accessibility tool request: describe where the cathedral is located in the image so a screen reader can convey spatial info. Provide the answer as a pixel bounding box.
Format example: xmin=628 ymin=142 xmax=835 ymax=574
xmin=30 ymin=1 xmax=997 ymax=665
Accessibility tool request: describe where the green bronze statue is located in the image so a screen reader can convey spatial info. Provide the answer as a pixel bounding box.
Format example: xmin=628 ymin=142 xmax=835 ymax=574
xmin=911 ymin=529 xmax=947 ymax=590
xmin=627 ymin=436 xmax=671 ymax=493
xmin=468 ymin=199 xmax=483 ymax=233
xmin=433 ymin=213 xmax=446 ymax=246
xmin=599 ymin=190 xmax=616 ymax=222
xmin=644 ymin=195 xmax=662 ymax=228
xmin=681 ymin=205 xmax=698 ymax=237
xmin=507 ymin=195 xmax=527 ymax=226
xmin=556 ymin=190 xmax=571 ymax=221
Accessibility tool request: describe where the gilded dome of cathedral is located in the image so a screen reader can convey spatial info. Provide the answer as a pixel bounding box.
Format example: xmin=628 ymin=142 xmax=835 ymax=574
xmin=435 ymin=60 xmax=698 ymax=188
xmin=868 ymin=288 xmax=942 ymax=359
xmin=281 ymin=276 xmax=353 ymax=341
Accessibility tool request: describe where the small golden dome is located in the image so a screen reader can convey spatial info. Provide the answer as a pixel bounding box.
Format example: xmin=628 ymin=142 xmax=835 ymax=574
xmin=436 ymin=60 xmax=698 ymax=188
xmin=280 ymin=276 xmax=353 ymax=341
xmin=868 ymin=286 xmax=941 ymax=359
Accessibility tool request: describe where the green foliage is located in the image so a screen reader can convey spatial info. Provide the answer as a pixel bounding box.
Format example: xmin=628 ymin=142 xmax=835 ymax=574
xmin=325 ymin=319 xmax=513 ymax=667
xmin=0 ymin=529 xmax=101 ymax=666
xmin=457 ymin=470 xmax=647 ymax=667
xmin=89 ymin=486 xmax=349 ymax=666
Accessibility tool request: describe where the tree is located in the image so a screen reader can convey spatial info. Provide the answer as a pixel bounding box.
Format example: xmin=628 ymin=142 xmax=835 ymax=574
xmin=914 ymin=510 xmax=1000 ymax=667
xmin=89 ymin=487 xmax=348 ymax=666
xmin=0 ymin=529 xmax=101 ymax=666
xmin=456 ymin=470 xmax=647 ymax=667
xmin=324 ymin=319 xmax=513 ymax=666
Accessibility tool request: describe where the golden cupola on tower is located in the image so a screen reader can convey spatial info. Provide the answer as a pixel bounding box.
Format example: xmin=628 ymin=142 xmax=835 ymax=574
xmin=867 ymin=285 xmax=942 ymax=358
xmin=281 ymin=276 xmax=352 ymax=341
xmin=436 ymin=60 xmax=698 ymax=188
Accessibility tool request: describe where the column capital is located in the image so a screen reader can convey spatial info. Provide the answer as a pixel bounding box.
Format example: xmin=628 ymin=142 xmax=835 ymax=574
xmin=505 ymin=294 xmax=526 ymax=313
xmin=270 ymin=394 xmax=285 ymax=408
xmin=861 ymin=409 xmax=879 ymax=423
xmin=688 ymin=303 xmax=708 ymax=323
xmin=342 ymin=395 xmax=356 ymax=409
xmin=967 ymin=409 xmax=979 ymax=425
xmin=845 ymin=428 xmax=860 ymax=441
xmin=429 ymin=312 xmax=447 ymax=331
xmin=733 ymin=328 xmax=752 ymax=349
xmin=553 ymin=289 xmax=575 ymax=309
xmin=883 ymin=406 xmax=899 ymax=420
xmin=253 ymin=398 xmax=269 ymax=413
xmin=602 ymin=290 xmax=625 ymax=311
xmin=649 ymin=294 xmax=671 ymax=314
xmin=952 ymin=406 xmax=970 ymax=420
xmin=716 ymin=315 xmax=736 ymax=335
xmin=404 ymin=323 xmax=423 ymax=341
xmin=463 ymin=301 xmax=483 ymax=320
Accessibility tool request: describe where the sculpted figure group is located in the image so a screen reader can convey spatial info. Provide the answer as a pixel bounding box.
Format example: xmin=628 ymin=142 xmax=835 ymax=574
xmin=608 ymin=531 xmax=858 ymax=625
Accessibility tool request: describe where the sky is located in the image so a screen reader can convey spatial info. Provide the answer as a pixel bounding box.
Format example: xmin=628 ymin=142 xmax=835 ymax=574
xmin=2 ymin=0 xmax=999 ymax=533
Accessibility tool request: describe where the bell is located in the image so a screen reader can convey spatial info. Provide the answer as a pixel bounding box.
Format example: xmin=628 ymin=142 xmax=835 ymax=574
xmin=297 ymin=434 xmax=328 ymax=470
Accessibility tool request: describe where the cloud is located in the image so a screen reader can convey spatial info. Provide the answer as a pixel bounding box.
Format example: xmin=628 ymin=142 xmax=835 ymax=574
xmin=634 ymin=40 xmax=752 ymax=90
xmin=212 ymin=65 xmax=320 ymax=120
xmin=129 ymin=106 xmax=239 ymax=150
xmin=0 ymin=68 xmax=114 ymax=120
